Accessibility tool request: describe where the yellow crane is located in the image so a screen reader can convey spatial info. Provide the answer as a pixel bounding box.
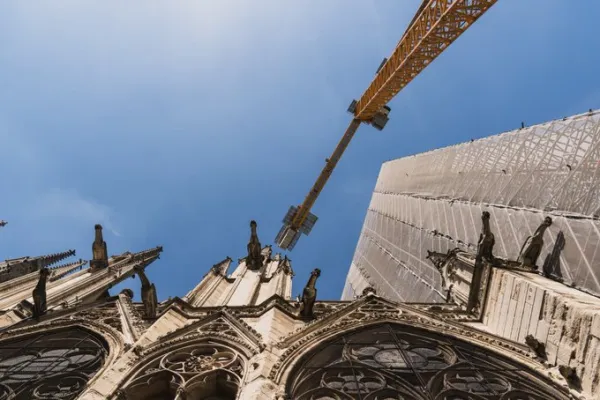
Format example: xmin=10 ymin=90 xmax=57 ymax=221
xmin=275 ymin=0 xmax=499 ymax=250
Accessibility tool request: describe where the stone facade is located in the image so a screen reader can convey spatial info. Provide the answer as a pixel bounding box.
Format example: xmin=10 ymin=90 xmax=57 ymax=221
xmin=0 ymin=222 xmax=596 ymax=399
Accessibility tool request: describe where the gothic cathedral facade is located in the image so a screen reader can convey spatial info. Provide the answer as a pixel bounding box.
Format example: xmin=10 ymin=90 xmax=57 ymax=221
xmin=0 ymin=221 xmax=598 ymax=399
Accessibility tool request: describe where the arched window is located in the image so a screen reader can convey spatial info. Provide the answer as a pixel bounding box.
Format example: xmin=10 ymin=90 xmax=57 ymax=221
xmin=123 ymin=341 xmax=245 ymax=400
xmin=0 ymin=327 xmax=108 ymax=400
xmin=288 ymin=323 xmax=569 ymax=400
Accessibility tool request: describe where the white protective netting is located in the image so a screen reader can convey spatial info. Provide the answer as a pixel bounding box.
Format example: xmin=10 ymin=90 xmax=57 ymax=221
xmin=343 ymin=110 xmax=600 ymax=301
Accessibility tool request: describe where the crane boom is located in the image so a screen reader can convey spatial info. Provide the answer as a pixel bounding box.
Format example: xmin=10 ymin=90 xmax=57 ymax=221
xmin=276 ymin=0 xmax=498 ymax=251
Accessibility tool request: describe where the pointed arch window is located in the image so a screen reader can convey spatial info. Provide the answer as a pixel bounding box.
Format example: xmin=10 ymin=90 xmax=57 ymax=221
xmin=288 ymin=323 xmax=569 ymax=400
xmin=122 ymin=341 xmax=245 ymax=400
xmin=0 ymin=327 xmax=108 ymax=400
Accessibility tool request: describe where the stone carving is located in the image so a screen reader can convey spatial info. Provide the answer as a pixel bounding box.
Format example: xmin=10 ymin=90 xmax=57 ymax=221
xmin=310 ymin=302 xmax=348 ymax=319
xmin=426 ymin=248 xmax=460 ymax=301
xmin=518 ymin=217 xmax=553 ymax=269
xmin=467 ymin=211 xmax=496 ymax=313
xmin=246 ymin=220 xmax=264 ymax=270
xmin=134 ymin=265 xmax=158 ymax=319
xmin=361 ymin=286 xmax=377 ymax=297
xmin=476 ymin=211 xmax=495 ymax=262
xmin=299 ymin=268 xmax=320 ymax=318
xmin=70 ymin=303 xmax=123 ymax=332
xmin=559 ymin=365 xmax=581 ymax=389
xmin=525 ymin=334 xmax=547 ymax=359
xmin=32 ymin=268 xmax=50 ymax=319
xmin=278 ymin=255 xmax=294 ymax=276
xmin=120 ymin=295 xmax=148 ymax=338
xmin=211 ymin=256 xmax=232 ymax=275
xmin=90 ymin=224 xmax=109 ymax=270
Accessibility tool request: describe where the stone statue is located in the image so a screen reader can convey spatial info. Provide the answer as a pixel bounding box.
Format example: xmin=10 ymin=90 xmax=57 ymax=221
xmin=361 ymin=286 xmax=377 ymax=297
xmin=299 ymin=268 xmax=321 ymax=318
xmin=476 ymin=211 xmax=495 ymax=262
xmin=246 ymin=220 xmax=264 ymax=270
xmin=134 ymin=265 xmax=158 ymax=319
xmin=90 ymin=224 xmax=109 ymax=270
xmin=32 ymin=268 xmax=50 ymax=319
xmin=426 ymin=248 xmax=460 ymax=291
xmin=518 ymin=217 xmax=552 ymax=269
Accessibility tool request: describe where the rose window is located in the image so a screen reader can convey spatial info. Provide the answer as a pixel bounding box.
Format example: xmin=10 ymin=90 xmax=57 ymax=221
xmin=0 ymin=328 xmax=108 ymax=400
xmin=288 ymin=324 xmax=570 ymax=400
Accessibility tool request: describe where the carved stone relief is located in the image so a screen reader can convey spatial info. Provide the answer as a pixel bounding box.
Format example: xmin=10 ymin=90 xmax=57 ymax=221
xmin=68 ymin=303 xmax=122 ymax=333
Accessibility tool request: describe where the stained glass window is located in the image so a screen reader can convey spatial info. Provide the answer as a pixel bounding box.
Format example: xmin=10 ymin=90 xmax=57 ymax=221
xmin=123 ymin=341 xmax=244 ymax=400
xmin=0 ymin=327 xmax=108 ymax=400
xmin=288 ymin=323 xmax=569 ymax=400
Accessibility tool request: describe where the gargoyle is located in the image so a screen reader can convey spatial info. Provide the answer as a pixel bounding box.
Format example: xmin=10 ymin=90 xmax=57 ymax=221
xmin=90 ymin=224 xmax=109 ymax=270
xmin=299 ymin=268 xmax=321 ymax=318
xmin=525 ymin=334 xmax=547 ymax=359
xmin=476 ymin=211 xmax=495 ymax=262
xmin=32 ymin=268 xmax=50 ymax=319
xmin=518 ymin=217 xmax=552 ymax=269
xmin=134 ymin=265 xmax=158 ymax=319
xmin=426 ymin=248 xmax=460 ymax=291
xmin=246 ymin=220 xmax=264 ymax=270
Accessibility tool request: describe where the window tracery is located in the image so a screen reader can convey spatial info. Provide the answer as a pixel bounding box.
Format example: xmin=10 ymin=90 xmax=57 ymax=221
xmin=288 ymin=324 xmax=568 ymax=400
xmin=0 ymin=327 xmax=108 ymax=400
xmin=123 ymin=341 xmax=245 ymax=400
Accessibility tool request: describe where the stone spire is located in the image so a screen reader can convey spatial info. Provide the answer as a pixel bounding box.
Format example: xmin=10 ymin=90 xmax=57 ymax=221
xmin=210 ymin=257 xmax=233 ymax=276
xmin=0 ymin=249 xmax=76 ymax=284
xmin=90 ymin=224 xmax=109 ymax=270
xmin=246 ymin=220 xmax=264 ymax=270
xmin=186 ymin=221 xmax=294 ymax=308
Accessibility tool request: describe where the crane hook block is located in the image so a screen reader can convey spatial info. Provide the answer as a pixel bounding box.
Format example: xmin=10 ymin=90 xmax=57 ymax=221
xmin=275 ymin=206 xmax=318 ymax=251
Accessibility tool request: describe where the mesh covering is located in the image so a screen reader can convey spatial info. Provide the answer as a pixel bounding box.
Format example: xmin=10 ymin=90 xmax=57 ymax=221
xmin=343 ymin=110 xmax=600 ymax=301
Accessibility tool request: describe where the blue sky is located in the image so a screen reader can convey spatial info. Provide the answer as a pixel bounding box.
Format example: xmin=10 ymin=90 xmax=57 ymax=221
xmin=1 ymin=1 xmax=599 ymax=301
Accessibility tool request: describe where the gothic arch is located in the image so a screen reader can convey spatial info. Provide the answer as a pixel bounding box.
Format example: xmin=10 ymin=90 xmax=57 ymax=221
xmin=120 ymin=336 xmax=252 ymax=400
xmin=281 ymin=322 xmax=569 ymax=400
xmin=0 ymin=324 xmax=110 ymax=400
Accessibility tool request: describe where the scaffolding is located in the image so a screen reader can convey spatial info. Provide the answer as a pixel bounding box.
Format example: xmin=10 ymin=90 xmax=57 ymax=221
xmin=343 ymin=110 xmax=600 ymax=301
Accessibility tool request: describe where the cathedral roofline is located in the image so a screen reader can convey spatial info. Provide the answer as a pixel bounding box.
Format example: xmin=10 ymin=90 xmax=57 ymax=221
xmin=48 ymin=259 xmax=88 ymax=281
xmin=3 ymin=249 xmax=76 ymax=268
xmin=160 ymin=293 xmax=316 ymax=322
xmin=152 ymin=307 xmax=265 ymax=353
xmin=0 ymin=249 xmax=76 ymax=284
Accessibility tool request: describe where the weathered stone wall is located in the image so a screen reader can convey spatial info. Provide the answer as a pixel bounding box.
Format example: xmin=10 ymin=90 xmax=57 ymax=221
xmin=483 ymin=268 xmax=600 ymax=398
